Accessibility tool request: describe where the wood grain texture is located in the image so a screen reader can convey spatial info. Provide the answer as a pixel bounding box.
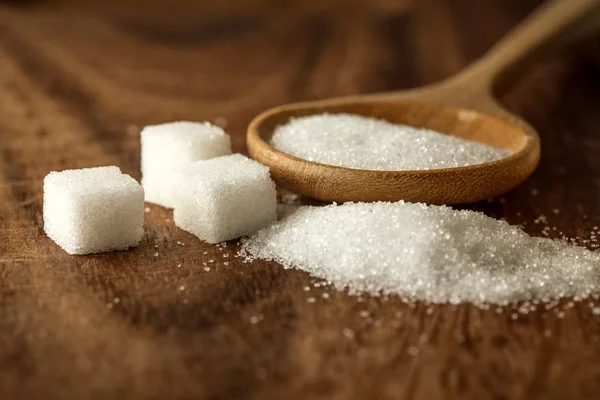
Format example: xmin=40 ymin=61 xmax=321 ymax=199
xmin=2 ymin=0 xmax=600 ymax=399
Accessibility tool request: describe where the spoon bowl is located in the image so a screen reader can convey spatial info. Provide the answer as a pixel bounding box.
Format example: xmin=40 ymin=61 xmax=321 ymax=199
xmin=247 ymin=0 xmax=600 ymax=204
xmin=248 ymin=91 xmax=539 ymax=204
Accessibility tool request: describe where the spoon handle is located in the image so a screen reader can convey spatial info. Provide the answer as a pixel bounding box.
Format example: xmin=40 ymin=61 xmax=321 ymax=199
xmin=453 ymin=0 xmax=600 ymax=94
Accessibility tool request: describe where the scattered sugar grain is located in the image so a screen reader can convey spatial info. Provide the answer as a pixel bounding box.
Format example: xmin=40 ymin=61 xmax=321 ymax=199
xmin=544 ymin=329 xmax=552 ymax=337
xmin=407 ymin=346 xmax=419 ymax=356
xmin=214 ymin=116 xmax=228 ymax=129
xmin=204 ymin=266 xmax=211 ymax=272
xmin=127 ymin=125 xmax=140 ymax=136
xmin=270 ymin=113 xmax=511 ymax=171
xmin=240 ymin=201 xmax=600 ymax=306
xmin=145 ymin=207 xmax=151 ymax=213
xmin=342 ymin=328 xmax=355 ymax=339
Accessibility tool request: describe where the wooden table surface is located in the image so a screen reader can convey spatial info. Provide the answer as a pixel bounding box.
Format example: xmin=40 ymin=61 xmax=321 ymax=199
xmin=2 ymin=0 xmax=600 ymax=398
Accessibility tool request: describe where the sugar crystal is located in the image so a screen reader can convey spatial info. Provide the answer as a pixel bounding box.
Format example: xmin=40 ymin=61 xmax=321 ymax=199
xmin=271 ymin=113 xmax=510 ymax=170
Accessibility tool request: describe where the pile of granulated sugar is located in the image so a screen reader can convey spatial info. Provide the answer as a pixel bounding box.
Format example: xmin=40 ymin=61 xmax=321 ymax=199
xmin=270 ymin=113 xmax=511 ymax=171
xmin=239 ymin=201 xmax=600 ymax=306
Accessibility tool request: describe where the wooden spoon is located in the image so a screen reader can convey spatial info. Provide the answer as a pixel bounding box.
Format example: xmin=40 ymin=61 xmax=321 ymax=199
xmin=247 ymin=0 xmax=600 ymax=204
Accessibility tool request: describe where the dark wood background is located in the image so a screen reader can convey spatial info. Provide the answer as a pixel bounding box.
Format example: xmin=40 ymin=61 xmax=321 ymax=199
xmin=2 ymin=0 xmax=600 ymax=398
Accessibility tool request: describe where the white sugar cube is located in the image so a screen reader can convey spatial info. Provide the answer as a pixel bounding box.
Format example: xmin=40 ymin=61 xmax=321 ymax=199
xmin=172 ymin=154 xmax=277 ymax=244
xmin=141 ymin=121 xmax=232 ymax=208
xmin=43 ymin=166 xmax=144 ymax=255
